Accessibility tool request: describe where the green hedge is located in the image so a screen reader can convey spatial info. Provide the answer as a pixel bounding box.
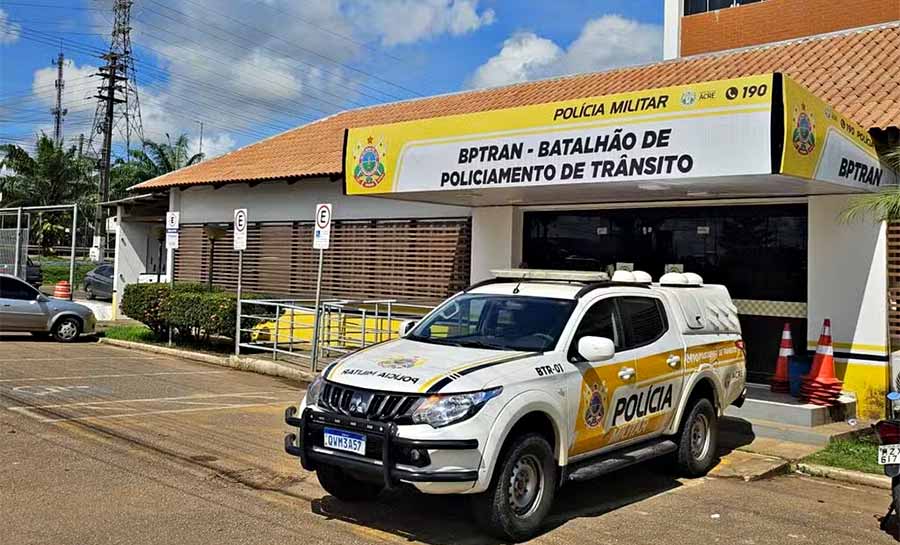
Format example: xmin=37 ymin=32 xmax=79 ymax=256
xmin=121 ymin=283 xmax=235 ymax=342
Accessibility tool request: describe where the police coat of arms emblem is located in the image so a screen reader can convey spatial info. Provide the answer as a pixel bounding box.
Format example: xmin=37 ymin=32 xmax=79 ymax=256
xmin=353 ymin=136 xmax=387 ymax=188
xmin=376 ymin=355 xmax=426 ymax=369
xmin=792 ymin=103 xmax=816 ymax=155
xmin=583 ymin=381 xmax=608 ymax=429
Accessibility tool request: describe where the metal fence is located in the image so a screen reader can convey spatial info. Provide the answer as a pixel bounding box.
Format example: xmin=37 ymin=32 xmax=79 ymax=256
xmin=237 ymin=298 xmax=433 ymax=372
xmin=0 ymin=228 xmax=28 ymax=279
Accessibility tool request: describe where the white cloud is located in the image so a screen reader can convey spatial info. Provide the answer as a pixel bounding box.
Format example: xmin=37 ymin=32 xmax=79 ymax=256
xmin=188 ymin=133 xmax=236 ymax=160
xmin=358 ymin=0 xmax=495 ymax=46
xmin=468 ymin=15 xmax=662 ymax=89
xmin=0 ymin=8 xmax=21 ymax=44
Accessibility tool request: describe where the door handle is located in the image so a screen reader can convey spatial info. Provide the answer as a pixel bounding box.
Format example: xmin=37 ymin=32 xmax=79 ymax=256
xmin=667 ymin=354 xmax=681 ymax=368
xmin=618 ymin=367 xmax=635 ymax=381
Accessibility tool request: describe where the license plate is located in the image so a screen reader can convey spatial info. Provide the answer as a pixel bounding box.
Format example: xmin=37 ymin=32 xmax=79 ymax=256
xmin=323 ymin=427 xmax=366 ymax=455
xmin=879 ymin=445 xmax=900 ymax=465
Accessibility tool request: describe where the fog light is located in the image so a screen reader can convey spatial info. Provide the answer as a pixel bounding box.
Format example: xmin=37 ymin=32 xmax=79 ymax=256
xmin=410 ymin=449 xmax=423 ymax=462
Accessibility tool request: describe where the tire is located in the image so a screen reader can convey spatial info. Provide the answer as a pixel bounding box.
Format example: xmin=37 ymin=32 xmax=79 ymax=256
xmin=472 ymin=434 xmax=557 ymax=542
xmin=52 ymin=316 xmax=82 ymax=343
xmin=892 ymin=477 xmax=900 ymax=540
xmin=85 ymin=284 xmax=95 ymax=300
xmin=316 ymin=465 xmax=382 ymax=502
xmin=674 ymin=397 xmax=718 ymax=477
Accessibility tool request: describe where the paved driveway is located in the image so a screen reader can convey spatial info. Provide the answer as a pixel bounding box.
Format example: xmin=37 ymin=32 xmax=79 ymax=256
xmin=0 ymin=336 xmax=895 ymax=545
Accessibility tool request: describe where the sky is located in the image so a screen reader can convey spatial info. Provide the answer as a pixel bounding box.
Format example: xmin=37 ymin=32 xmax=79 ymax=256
xmin=0 ymin=0 xmax=664 ymax=162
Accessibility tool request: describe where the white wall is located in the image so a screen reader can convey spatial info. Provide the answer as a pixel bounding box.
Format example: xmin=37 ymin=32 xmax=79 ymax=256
xmin=470 ymin=206 xmax=522 ymax=283
xmin=178 ymin=178 xmax=470 ymax=224
xmin=113 ymin=218 xmax=154 ymax=315
xmin=807 ymin=194 xmax=887 ymax=355
xmin=663 ymin=0 xmax=683 ymax=60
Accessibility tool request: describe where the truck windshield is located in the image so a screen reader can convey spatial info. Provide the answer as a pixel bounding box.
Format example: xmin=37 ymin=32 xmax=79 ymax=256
xmin=408 ymin=294 xmax=576 ymax=352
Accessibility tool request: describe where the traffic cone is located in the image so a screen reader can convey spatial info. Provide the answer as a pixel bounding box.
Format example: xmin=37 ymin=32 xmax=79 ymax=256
xmin=798 ymin=318 xmax=843 ymax=405
xmin=52 ymin=280 xmax=71 ymax=300
xmin=770 ymin=323 xmax=792 ymax=394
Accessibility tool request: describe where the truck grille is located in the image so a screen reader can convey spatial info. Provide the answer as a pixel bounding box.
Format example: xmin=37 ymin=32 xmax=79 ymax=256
xmin=319 ymin=382 xmax=421 ymax=422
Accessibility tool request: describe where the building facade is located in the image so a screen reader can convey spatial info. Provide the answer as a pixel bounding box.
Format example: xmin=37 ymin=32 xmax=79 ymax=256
xmin=124 ymin=13 xmax=900 ymax=419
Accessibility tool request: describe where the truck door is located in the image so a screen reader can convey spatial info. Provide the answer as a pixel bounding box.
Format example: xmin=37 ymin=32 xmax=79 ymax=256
xmin=566 ymin=296 xmax=638 ymax=458
xmin=617 ymin=295 xmax=685 ymax=439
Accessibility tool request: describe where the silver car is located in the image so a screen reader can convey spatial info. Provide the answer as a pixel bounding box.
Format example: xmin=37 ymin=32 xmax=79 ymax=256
xmin=0 ymin=274 xmax=96 ymax=342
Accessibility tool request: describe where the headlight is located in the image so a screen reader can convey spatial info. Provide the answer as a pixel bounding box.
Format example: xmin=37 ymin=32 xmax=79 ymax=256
xmin=411 ymin=387 xmax=503 ymax=428
xmin=304 ymin=375 xmax=325 ymax=407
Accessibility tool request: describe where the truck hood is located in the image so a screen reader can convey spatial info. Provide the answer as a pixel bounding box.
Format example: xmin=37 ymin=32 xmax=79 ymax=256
xmin=324 ymin=338 xmax=536 ymax=394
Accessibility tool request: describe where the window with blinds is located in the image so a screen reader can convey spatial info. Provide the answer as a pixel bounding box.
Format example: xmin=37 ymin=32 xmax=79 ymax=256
xmin=174 ymin=218 xmax=471 ymax=304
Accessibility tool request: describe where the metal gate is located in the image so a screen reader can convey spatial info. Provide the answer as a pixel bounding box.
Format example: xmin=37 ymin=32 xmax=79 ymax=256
xmin=0 ymin=212 xmax=30 ymax=279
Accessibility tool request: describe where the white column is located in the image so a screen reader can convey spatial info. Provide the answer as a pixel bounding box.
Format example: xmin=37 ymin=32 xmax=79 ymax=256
xmin=807 ymin=195 xmax=888 ymax=416
xmin=663 ymin=0 xmax=683 ymax=60
xmin=111 ymin=204 xmax=123 ymax=319
xmin=470 ymin=206 xmax=521 ymax=283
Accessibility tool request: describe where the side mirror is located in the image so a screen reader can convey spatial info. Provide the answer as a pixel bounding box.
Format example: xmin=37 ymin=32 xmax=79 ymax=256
xmin=399 ymin=320 xmax=418 ymax=336
xmin=578 ymin=336 xmax=616 ymax=362
xmin=36 ymin=294 xmax=49 ymax=303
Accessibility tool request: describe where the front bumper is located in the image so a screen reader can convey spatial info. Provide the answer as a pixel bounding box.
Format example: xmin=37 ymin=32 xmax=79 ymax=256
xmin=284 ymin=406 xmax=479 ymax=489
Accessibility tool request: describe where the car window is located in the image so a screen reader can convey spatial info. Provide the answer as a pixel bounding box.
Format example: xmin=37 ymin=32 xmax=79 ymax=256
xmin=99 ymin=265 xmax=113 ymax=276
xmin=569 ymin=298 xmax=623 ymax=362
xmin=0 ymin=276 xmax=40 ymax=301
xmin=619 ymin=297 xmax=668 ymax=349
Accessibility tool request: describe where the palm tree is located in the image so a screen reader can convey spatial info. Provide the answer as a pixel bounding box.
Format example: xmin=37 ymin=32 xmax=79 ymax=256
xmin=841 ymin=146 xmax=900 ymax=222
xmin=0 ymin=133 xmax=94 ymax=208
xmin=129 ymin=133 xmax=204 ymax=180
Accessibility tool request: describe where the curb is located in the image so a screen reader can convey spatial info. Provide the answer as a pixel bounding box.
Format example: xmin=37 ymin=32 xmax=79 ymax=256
xmin=99 ymin=338 xmax=316 ymax=384
xmin=794 ymin=462 xmax=891 ymax=490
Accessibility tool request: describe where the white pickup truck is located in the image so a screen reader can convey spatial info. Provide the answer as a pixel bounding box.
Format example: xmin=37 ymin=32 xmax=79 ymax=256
xmin=285 ymin=269 xmax=747 ymax=541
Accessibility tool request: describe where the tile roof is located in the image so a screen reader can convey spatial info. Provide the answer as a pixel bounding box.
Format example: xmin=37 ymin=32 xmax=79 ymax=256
xmin=136 ymin=23 xmax=900 ymax=190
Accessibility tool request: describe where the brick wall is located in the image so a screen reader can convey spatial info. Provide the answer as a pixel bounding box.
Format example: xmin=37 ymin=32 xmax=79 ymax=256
xmin=681 ymin=0 xmax=900 ymax=56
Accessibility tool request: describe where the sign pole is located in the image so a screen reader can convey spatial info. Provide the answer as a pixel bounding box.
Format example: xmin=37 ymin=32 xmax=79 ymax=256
xmin=310 ymin=203 xmax=332 ymax=373
xmin=310 ymin=247 xmax=324 ymax=372
xmin=232 ymin=209 xmax=248 ymax=356
xmin=235 ymin=249 xmax=243 ymax=355
xmin=165 ymin=211 xmax=180 ymax=348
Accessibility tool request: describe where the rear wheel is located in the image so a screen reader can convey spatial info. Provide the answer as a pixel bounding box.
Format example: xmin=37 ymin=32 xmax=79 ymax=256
xmin=85 ymin=283 xmax=95 ymax=299
xmin=52 ymin=317 xmax=82 ymax=343
xmin=316 ymin=465 xmax=383 ymax=502
xmin=674 ymin=397 xmax=718 ymax=476
xmin=472 ymin=433 xmax=557 ymax=542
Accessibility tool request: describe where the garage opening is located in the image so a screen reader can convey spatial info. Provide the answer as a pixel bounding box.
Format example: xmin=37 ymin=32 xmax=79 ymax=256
xmin=522 ymin=203 xmax=808 ymax=383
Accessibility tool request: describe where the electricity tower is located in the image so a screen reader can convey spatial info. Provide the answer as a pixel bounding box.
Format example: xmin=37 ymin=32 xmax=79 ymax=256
xmin=51 ymin=52 xmax=67 ymax=147
xmin=89 ymin=0 xmax=144 ymax=239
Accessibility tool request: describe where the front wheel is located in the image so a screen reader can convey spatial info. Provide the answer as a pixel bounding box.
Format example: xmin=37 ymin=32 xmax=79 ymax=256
xmin=472 ymin=434 xmax=557 ymax=542
xmin=674 ymin=397 xmax=718 ymax=476
xmin=52 ymin=317 xmax=82 ymax=343
xmin=316 ymin=465 xmax=382 ymax=502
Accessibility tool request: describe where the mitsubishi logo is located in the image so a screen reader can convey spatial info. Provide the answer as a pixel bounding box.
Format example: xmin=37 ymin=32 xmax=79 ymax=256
xmin=348 ymin=392 xmax=372 ymax=416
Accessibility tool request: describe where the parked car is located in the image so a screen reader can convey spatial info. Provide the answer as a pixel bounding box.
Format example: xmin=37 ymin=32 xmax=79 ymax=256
xmin=284 ymin=269 xmax=747 ymax=541
xmin=84 ymin=264 xmax=113 ymax=300
xmin=0 ymin=273 xmax=96 ymax=342
xmin=25 ymin=258 xmax=42 ymax=288
xmin=0 ymin=258 xmax=42 ymax=287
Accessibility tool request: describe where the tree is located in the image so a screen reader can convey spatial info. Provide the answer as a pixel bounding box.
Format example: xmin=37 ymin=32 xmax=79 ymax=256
xmin=109 ymin=133 xmax=203 ymax=201
xmin=0 ymin=133 xmax=94 ymax=208
xmin=841 ymin=145 xmax=900 ymax=222
xmin=0 ymin=134 xmax=96 ymax=252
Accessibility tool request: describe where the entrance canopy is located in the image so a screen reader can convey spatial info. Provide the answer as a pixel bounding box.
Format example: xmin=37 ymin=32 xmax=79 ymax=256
xmin=343 ymin=73 xmax=897 ymax=207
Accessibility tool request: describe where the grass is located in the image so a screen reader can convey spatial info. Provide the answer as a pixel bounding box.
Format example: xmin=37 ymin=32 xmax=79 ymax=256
xmin=102 ymin=324 xmax=157 ymax=343
xmin=39 ymin=262 xmax=95 ymax=286
xmin=803 ymin=435 xmax=882 ymax=475
xmin=101 ymin=324 xmax=234 ymax=355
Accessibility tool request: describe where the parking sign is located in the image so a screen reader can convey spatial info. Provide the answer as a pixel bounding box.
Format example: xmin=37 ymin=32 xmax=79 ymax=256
xmin=233 ymin=209 xmax=248 ymax=251
xmin=313 ymin=203 xmax=332 ymax=250
xmin=165 ymin=211 xmax=180 ymax=250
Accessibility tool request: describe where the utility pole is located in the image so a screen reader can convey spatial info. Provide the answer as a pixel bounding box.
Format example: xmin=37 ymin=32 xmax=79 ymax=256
xmin=196 ymin=120 xmax=204 ymax=159
xmin=51 ymin=52 xmax=68 ymax=147
xmin=93 ymin=53 xmax=125 ymax=239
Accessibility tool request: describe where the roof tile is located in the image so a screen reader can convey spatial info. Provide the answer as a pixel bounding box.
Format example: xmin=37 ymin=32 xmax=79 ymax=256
xmin=137 ymin=24 xmax=900 ymax=190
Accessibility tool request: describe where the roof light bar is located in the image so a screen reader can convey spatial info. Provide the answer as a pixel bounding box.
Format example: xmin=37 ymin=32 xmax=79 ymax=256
xmin=491 ymin=269 xmax=610 ymax=282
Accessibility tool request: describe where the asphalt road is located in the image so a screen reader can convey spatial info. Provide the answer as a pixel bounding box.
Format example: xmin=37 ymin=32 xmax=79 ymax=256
xmin=1 ymin=336 xmax=896 ymax=545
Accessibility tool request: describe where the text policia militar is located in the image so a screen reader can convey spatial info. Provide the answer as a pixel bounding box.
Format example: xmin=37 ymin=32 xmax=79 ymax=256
xmin=441 ymin=127 xmax=693 ymax=188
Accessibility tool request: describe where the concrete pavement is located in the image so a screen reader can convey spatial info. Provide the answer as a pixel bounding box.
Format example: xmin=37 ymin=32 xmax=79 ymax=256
xmin=1 ymin=336 xmax=896 ymax=544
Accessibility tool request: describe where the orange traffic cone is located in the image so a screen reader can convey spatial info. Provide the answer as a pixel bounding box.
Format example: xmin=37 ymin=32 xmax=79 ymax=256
xmin=770 ymin=323 xmax=792 ymax=394
xmin=799 ymin=318 xmax=843 ymax=405
xmin=53 ymin=280 xmax=72 ymax=300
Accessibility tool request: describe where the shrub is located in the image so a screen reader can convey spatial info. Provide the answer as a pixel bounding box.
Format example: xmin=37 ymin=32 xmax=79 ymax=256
xmin=168 ymin=290 xmax=237 ymax=341
xmin=121 ymin=283 xmax=172 ymax=337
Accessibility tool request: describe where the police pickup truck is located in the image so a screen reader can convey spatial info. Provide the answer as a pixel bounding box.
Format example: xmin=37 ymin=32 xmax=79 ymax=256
xmin=284 ymin=269 xmax=746 ymax=541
